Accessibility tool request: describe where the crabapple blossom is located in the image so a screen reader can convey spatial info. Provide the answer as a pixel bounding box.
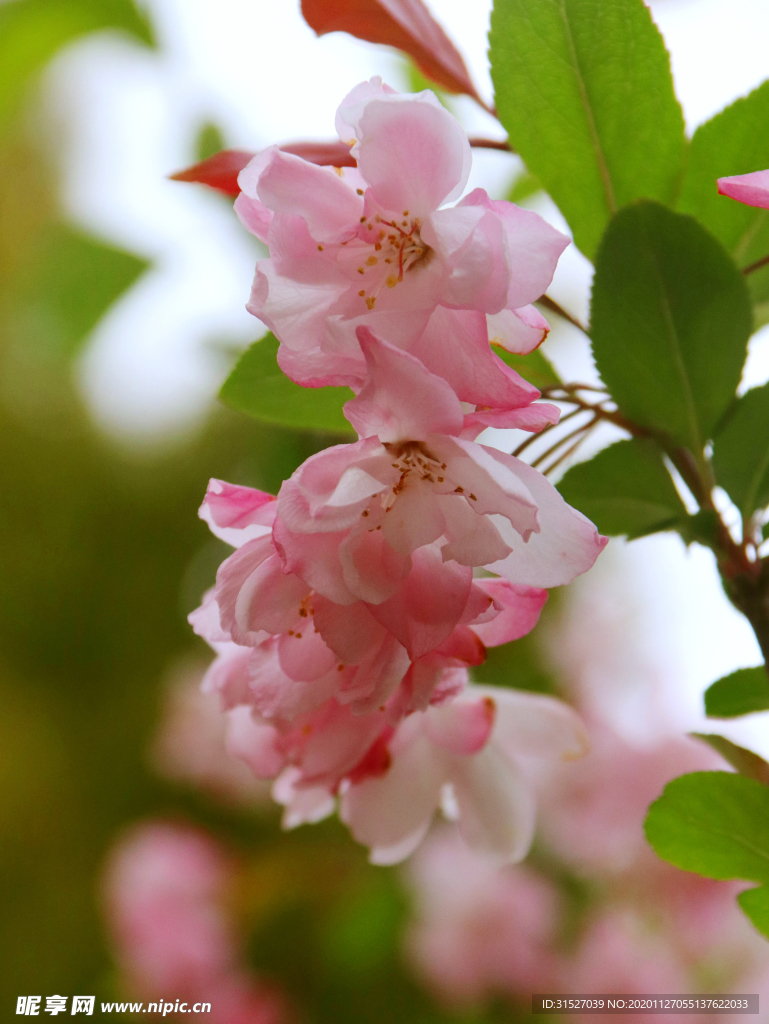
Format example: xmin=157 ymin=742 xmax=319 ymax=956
xmin=222 ymin=678 xmax=586 ymax=866
xmin=235 ymin=78 xmax=569 ymax=398
xmin=718 ymin=169 xmax=769 ymax=209
xmin=275 ymin=331 xmax=605 ymax=611
xmin=102 ymin=821 xmax=285 ymax=1023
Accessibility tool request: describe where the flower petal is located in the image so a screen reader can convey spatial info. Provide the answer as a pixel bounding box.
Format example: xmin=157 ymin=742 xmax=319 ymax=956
xmin=487 ymin=304 xmax=550 ymax=355
xmin=459 ymin=189 xmax=569 ymax=308
xmin=448 ymin=745 xmax=536 ymax=864
xmin=225 ymin=706 xmax=284 ymax=778
xmin=470 ymin=579 xmax=548 ymax=647
xmin=481 ymin=449 xmax=607 ymax=586
xmin=344 ymin=328 xmax=464 ymax=441
xmin=199 ymin=479 xmax=276 ymax=547
xmin=355 ymin=94 xmax=471 ymax=215
xmin=366 ymin=544 xmax=472 ymax=659
xmin=717 ymin=169 xmax=769 ymax=209
xmin=424 ymin=696 xmax=495 ymax=755
xmin=471 ymin=685 xmax=589 ymax=762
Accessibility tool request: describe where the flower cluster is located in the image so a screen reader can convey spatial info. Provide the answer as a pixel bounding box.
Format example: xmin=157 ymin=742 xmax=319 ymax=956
xmin=190 ymin=80 xmax=606 ymax=864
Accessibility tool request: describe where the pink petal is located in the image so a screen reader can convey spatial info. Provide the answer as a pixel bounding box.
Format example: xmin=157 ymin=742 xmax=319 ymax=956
xmin=433 ymin=625 xmax=486 ymax=667
xmin=344 ymin=328 xmax=464 ymax=441
xmin=430 ymin=435 xmax=539 ymax=538
xmin=227 ymin=553 xmax=309 ymax=642
xmin=277 ymin=438 xmax=390 ymax=532
xmin=459 ymin=189 xmax=569 ymax=309
xmin=366 ymin=544 xmax=472 ymax=659
xmin=480 ymin=448 xmax=607 ymax=587
xmin=273 ymin=768 xmax=336 ymax=828
xmin=339 ymin=526 xmax=412 ymax=604
xmin=423 ymin=205 xmax=509 ymax=312
xmin=234 ymin=193 xmax=273 ymax=244
xmin=410 ymin=307 xmax=539 ymax=411
xmin=355 ymin=95 xmax=471 ymax=215
xmin=188 ymin=589 xmax=229 ymax=645
xmin=214 ymin=537 xmax=275 ymax=645
xmin=341 ymin=633 xmax=412 ymax=713
xmin=247 ymin=639 xmax=341 ymax=722
xmin=340 ymin=728 xmax=444 ymax=859
xmin=487 ymin=305 xmax=550 ymax=355
xmin=335 ymin=77 xmax=398 ymax=141
xmin=277 ymin=627 xmax=338 ymax=682
xmin=200 ymin=644 xmax=253 ymax=709
xmin=448 ymin=746 xmax=536 ymax=864
xmin=380 ymin=485 xmax=447 ymax=556
xmin=225 ymin=706 xmax=284 ymax=779
xmin=312 ymin=596 xmax=387 ymax=663
xmin=199 ymin=479 xmax=276 ymax=547
xmin=470 ymin=579 xmax=548 ymax=647
xmin=462 ymin=403 xmax=560 ymax=438
xmin=472 ymin=686 xmax=589 ymax=762
xmin=255 ymin=148 xmax=363 ymax=241
xmin=717 ymin=170 xmax=769 ymax=209
xmin=424 ymin=696 xmax=496 ymax=755
xmin=273 ymin=519 xmax=357 ymax=606
xmin=436 ymin=494 xmax=512 ymax=566
xmin=291 ymin=700 xmax=387 ymax=783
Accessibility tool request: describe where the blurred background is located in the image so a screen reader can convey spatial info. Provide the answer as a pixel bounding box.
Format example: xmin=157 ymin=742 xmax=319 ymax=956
xmin=3 ymin=0 xmax=769 ymax=1019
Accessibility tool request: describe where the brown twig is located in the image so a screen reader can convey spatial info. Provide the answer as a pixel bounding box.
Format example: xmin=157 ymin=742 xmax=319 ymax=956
xmin=537 ymin=294 xmax=588 ymax=334
xmin=742 ymin=252 xmax=769 ymax=276
xmin=468 ymin=136 xmax=514 ymax=153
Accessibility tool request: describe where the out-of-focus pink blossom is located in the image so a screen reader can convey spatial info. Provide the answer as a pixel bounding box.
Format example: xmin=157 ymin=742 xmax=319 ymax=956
xmin=235 ymin=78 xmax=568 ymax=394
xmin=102 ymin=822 xmax=285 ymax=1024
xmin=405 ymin=828 xmax=562 ymax=1002
xmin=150 ymin=663 xmax=271 ymax=805
xmin=537 ymin=726 xmax=726 ymax=875
xmin=718 ymin=169 xmax=769 ymax=209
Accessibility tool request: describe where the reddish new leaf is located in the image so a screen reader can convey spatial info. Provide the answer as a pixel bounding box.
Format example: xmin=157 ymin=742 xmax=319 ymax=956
xmin=170 ymin=142 xmax=357 ymax=196
xmin=170 ymin=149 xmax=255 ymax=196
xmin=301 ymin=0 xmax=484 ymax=105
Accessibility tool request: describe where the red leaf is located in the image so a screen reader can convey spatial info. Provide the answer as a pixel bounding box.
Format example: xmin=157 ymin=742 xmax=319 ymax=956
xmin=300 ymin=0 xmax=484 ymax=105
xmin=171 ymin=142 xmax=357 ymax=196
xmin=170 ymin=149 xmax=255 ymax=196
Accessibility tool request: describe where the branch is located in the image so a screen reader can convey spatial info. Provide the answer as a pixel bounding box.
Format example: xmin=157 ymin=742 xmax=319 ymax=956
xmin=742 ymin=252 xmax=769 ymax=276
xmin=537 ymin=295 xmax=588 ymax=334
xmin=468 ymin=136 xmax=514 ymax=153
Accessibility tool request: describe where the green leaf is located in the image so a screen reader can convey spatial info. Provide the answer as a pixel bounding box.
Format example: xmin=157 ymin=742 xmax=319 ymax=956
xmin=494 ymin=346 xmax=561 ymax=391
xmin=15 ymin=223 xmax=148 ymax=359
xmin=219 ymin=334 xmax=355 ymax=434
xmin=692 ymin=734 xmax=769 ymax=785
xmin=712 ymin=383 xmax=769 ymax=519
xmin=195 ymin=123 xmax=227 ymax=164
xmin=489 ymin=0 xmax=685 ymax=258
xmin=0 ymin=0 xmax=153 ymax=136
xmin=677 ymin=80 xmax=769 ymax=298
xmin=590 ymin=201 xmax=752 ymax=454
xmin=556 ymin=438 xmax=686 ymax=539
xmin=738 ymin=886 xmax=769 ymax=939
xmin=645 ymin=771 xmax=769 ymax=882
xmin=704 ymin=666 xmax=769 ymax=719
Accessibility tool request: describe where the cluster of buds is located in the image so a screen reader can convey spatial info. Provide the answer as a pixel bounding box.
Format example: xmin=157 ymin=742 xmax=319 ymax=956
xmin=190 ymin=80 xmax=606 ymax=864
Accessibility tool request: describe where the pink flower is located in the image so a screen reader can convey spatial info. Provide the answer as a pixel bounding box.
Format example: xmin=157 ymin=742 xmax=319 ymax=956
xmin=339 ymin=685 xmax=588 ymax=865
xmin=274 ymin=332 xmax=605 ymax=615
xmin=404 ymin=829 xmax=563 ymax=1003
xmin=718 ymin=169 xmax=769 ymax=209
xmin=235 ymin=78 xmax=569 ymax=397
xmin=192 ymin=466 xmax=551 ymax=715
xmin=102 ymin=821 xmax=285 ymax=1024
